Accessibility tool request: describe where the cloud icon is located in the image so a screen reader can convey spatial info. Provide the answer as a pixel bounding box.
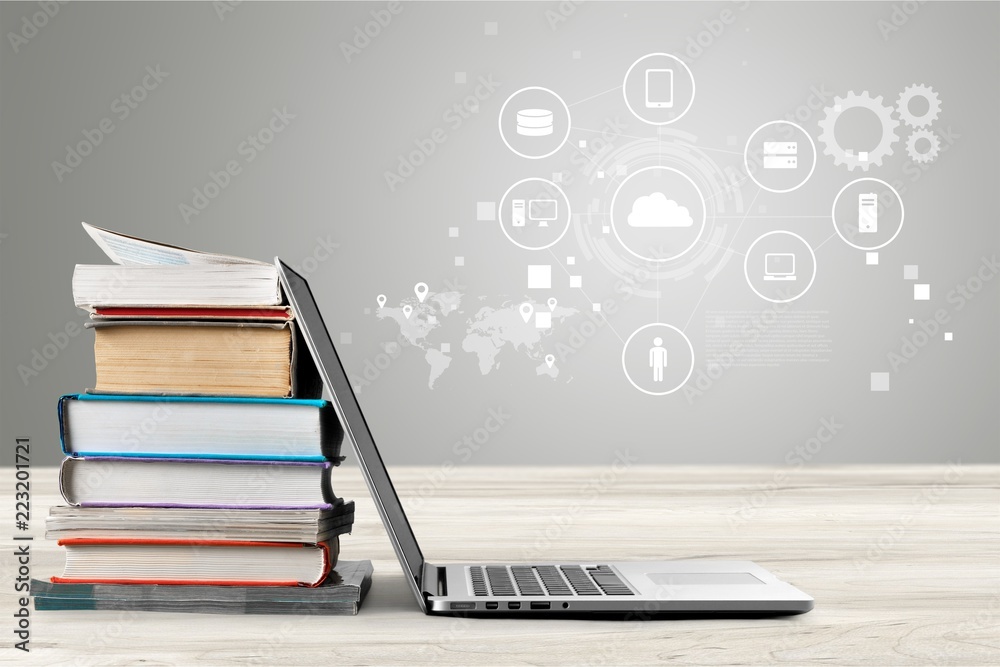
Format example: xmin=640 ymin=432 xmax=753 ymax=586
xmin=627 ymin=192 xmax=693 ymax=228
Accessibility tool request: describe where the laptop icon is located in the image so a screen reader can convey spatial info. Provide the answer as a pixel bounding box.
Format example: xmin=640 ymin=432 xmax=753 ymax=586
xmin=276 ymin=259 xmax=813 ymax=617
xmin=763 ymin=253 xmax=797 ymax=281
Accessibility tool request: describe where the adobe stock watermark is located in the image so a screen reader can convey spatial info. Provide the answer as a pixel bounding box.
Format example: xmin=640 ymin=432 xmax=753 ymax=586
xmin=51 ymin=65 xmax=169 ymax=183
xmin=339 ymin=1 xmax=403 ymax=63
xmin=520 ymin=449 xmax=638 ymax=560
xmin=17 ymin=317 xmax=87 ymax=386
xmin=384 ymin=75 xmax=501 ymax=192
xmin=7 ymin=0 xmax=69 ymax=54
xmin=289 ymin=235 xmax=340 ymax=277
xmin=404 ymin=406 xmax=512 ymax=511
xmin=729 ymin=416 xmax=843 ymax=529
xmin=876 ymin=1 xmax=927 ymax=41
xmin=178 ymin=106 xmax=295 ymax=224
xmin=213 ymin=0 xmax=241 ymax=22
xmin=886 ymin=254 xmax=998 ymax=373
xmin=677 ymin=0 xmax=752 ymax=64
xmin=853 ymin=462 xmax=964 ymax=572
xmin=545 ymin=0 xmax=587 ymax=31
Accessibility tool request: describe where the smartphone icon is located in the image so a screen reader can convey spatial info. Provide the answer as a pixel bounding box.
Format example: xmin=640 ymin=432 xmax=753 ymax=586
xmin=645 ymin=69 xmax=673 ymax=109
xmin=512 ymin=199 xmax=526 ymax=227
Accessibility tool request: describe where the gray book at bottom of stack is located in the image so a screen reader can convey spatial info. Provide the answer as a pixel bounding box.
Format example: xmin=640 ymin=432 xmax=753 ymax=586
xmin=30 ymin=560 xmax=373 ymax=615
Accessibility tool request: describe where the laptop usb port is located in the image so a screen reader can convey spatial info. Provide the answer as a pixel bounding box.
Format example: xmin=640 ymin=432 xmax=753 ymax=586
xmin=449 ymin=602 xmax=475 ymax=610
xmin=486 ymin=602 xmax=498 ymax=610
xmin=507 ymin=602 xmax=520 ymax=610
xmin=530 ymin=601 xmax=551 ymax=610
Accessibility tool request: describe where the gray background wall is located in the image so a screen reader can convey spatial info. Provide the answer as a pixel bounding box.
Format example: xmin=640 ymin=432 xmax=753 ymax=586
xmin=2 ymin=1 xmax=998 ymax=467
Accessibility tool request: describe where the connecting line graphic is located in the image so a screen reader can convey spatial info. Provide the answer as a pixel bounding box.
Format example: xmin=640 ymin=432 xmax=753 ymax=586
xmin=682 ymin=186 xmax=762 ymax=332
xmin=813 ymin=230 xmax=839 ymax=252
xmin=546 ymin=248 xmax=626 ymax=345
xmin=568 ymin=85 xmax=622 ymax=108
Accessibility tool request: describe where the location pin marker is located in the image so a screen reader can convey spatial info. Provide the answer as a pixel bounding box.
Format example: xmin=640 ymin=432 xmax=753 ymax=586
xmin=520 ymin=302 xmax=534 ymax=323
xmin=545 ymin=354 xmax=555 ymax=369
xmin=376 ymin=294 xmax=387 ymax=309
xmin=414 ymin=282 xmax=429 ymax=303
xmin=402 ymin=305 xmax=413 ymax=319
xmin=547 ymin=297 xmax=558 ymax=311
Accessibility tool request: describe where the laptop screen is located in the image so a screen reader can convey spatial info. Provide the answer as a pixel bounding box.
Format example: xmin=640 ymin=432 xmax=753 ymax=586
xmin=275 ymin=260 xmax=426 ymax=597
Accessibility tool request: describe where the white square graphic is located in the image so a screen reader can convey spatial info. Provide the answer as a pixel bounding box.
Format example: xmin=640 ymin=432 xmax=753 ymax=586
xmin=454 ymin=256 xmax=465 ymax=266
xmin=476 ymin=201 xmax=496 ymax=221
xmin=616 ymin=165 xmax=627 ymax=176
xmin=441 ymin=343 xmax=451 ymax=353
xmin=871 ymin=372 xmax=890 ymax=392
xmin=944 ymin=332 xmax=953 ymax=341
xmin=566 ymin=256 xmax=576 ymax=265
xmin=578 ymin=140 xmax=587 ymax=148
xmin=602 ymin=225 xmax=610 ymax=233
xmin=552 ymin=172 xmax=563 ymax=183
xmin=597 ymin=171 xmax=605 ymax=179
xmin=866 ymin=252 xmax=879 ymax=265
xmin=527 ymin=265 xmax=551 ymax=289
xmin=859 ymin=151 xmax=869 ymax=162
xmin=914 ymin=284 xmax=930 ymax=300
xmin=570 ymin=275 xmax=582 ymax=288
xmin=449 ymin=227 xmax=459 ymax=238
xmin=592 ymin=303 xmax=601 ymax=312
xmin=909 ymin=319 xmax=914 ymax=324
xmin=534 ymin=312 xmax=552 ymax=329
xmin=903 ymin=265 xmax=919 ymax=280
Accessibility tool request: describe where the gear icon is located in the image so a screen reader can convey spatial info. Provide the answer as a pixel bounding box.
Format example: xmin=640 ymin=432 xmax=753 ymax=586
xmin=896 ymin=84 xmax=941 ymax=128
xmin=818 ymin=91 xmax=900 ymax=171
xmin=906 ymin=128 xmax=941 ymax=164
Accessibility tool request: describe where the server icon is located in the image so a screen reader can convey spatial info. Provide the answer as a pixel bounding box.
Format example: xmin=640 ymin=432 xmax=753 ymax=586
xmin=858 ymin=193 xmax=878 ymax=233
xmin=512 ymin=199 xmax=526 ymax=227
xmin=516 ymin=109 xmax=554 ymax=137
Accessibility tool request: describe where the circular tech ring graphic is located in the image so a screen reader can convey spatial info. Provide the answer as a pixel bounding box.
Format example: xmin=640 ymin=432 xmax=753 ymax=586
xmin=818 ymin=90 xmax=900 ymax=171
xmin=743 ymin=231 xmax=817 ymax=304
xmin=831 ymin=178 xmax=905 ymax=251
xmin=743 ymin=120 xmax=817 ymax=193
xmin=498 ymin=177 xmax=572 ymax=251
xmin=896 ymin=84 xmax=941 ymax=128
xmin=622 ymin=53 xmax=696 ymax=126
xmin=609 ymin=165 xmax=707 ymax=262
xmin=621 ymin=323 xmax=695 ymax=396
xmin=498 ymin=86 xmax=571 ymax=160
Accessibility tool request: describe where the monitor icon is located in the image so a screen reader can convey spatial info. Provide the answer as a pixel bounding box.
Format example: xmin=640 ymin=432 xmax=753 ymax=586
xmin=528 ymin=199 xmax=558 ymax=227
xmin=763 ymin=253 xmax=797 ymax=281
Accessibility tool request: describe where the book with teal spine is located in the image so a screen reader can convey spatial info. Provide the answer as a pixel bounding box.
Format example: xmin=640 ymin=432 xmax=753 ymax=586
xmin=58 ymin=394 xmax=343 ymax=462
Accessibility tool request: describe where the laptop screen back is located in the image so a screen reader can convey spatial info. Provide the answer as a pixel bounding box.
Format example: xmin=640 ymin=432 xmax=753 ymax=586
xmin=275 ymin=260 xmax=426 ymax=603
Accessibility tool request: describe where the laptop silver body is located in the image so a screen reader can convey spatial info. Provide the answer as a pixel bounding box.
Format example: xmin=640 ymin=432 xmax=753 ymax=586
xmin=276 ymin=259 xmax=814 ymax=617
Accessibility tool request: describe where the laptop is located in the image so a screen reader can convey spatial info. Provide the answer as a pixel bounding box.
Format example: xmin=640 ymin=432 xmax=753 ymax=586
xmin=276 ymin=259 xmax=814 ymax=617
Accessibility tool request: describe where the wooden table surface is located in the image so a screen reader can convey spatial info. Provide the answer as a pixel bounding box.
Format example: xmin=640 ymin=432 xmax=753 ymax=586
xmin=4 ymin=465 xmax=999 ymax=666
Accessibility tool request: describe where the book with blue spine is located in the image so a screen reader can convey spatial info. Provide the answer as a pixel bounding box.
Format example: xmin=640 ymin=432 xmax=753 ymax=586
xmin=58 ymin=394 xmax=343 ymax=462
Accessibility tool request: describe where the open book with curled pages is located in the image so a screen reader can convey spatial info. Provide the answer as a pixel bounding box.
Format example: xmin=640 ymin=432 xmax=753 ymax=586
xmin=72 ymin=222 xmax=283 ymax=309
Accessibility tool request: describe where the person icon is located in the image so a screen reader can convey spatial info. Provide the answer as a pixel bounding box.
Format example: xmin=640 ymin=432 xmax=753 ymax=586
xmin=649 ymin=337 xmax=668 ymax=382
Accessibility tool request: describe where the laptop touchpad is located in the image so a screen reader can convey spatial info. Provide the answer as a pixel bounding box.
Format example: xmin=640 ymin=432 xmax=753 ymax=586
xmin=648 ymin=573 xmax=765 ymax=586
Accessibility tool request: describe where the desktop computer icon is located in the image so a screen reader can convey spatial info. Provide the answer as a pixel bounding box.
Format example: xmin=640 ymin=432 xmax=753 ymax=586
xmin=763 ymin=253 xmax=796 ymax=281
xmin=512 ymin=199 xmax=526 ymax=227
xmin=858 ymin=193 xmax=878 ymax=233
xmin=528 ymin=199 xmax=557 ymax=228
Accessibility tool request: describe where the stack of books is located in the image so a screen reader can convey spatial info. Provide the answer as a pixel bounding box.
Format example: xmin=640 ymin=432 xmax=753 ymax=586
xmin=34 ymin=224 xmax=370 ymax=614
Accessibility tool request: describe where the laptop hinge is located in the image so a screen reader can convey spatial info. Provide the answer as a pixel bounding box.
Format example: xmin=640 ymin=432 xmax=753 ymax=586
xmin=422 ymin=563 xmax=447 ymax=597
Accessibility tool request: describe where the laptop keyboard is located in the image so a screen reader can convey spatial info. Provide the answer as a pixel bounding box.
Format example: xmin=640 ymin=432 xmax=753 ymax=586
xmin=468 ymin=565 xmax=633 ymax=596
